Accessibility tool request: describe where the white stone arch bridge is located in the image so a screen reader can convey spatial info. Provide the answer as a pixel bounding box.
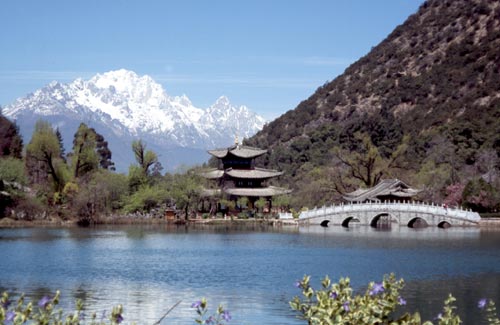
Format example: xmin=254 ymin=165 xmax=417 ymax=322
xmin=298 ymin=201 xmax=480 ymax=228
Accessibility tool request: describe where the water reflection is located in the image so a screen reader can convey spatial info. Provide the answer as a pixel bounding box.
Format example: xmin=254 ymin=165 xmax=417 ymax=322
xmin=0 ymin=225 xmax=499 ymax=324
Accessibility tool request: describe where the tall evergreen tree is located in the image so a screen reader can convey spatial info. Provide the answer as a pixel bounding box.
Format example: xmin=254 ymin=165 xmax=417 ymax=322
xmin=95 ymin=131 xmax=115 ymax=171
xmin=55 ymin=128 xmax=66 ymax=163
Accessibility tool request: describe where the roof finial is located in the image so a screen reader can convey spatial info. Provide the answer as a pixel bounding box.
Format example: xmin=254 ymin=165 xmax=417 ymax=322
xmin=235 ymin=135 xmax=239 ymax=147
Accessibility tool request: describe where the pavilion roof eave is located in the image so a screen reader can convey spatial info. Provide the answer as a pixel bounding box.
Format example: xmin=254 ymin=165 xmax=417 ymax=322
xmin=225 ymin=167 xmax=283 ymax=179
xmin=200 ymin=169 xmax=224 ymax=179
xmin=343 ymin=179 xmax=421 ymax=202
xmin=207 ymin=145 xmax=267 ymax=159
xmin=223 ymin=186 xmax=291 ymax=197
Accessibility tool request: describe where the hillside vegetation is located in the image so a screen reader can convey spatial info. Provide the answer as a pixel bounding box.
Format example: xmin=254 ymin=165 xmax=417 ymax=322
xmin=246 ymin=0 xmax=500 ymax=211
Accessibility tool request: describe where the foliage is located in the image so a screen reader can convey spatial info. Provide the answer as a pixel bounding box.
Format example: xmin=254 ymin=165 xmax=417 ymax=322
xmin=2 ymin=276 xmax=498 ymax=325
xmin=127 ymin=165 xmax=148 ymax=193
xmin=70 ymin=123 xmax=100 ymax=178
xmin=272 ymin=195 xmax=291 ymax=211
xmin=236 ymin=196 xmax=249 ymax=210
xmin=69 ymin=123 xmax=115 ymax=178
xmin=0 ymin=291 xmax=124 ymax=325
xmin=443 ymin=183 xmax=465 ymax=207
xmin=192 ymin=298 xmax=232 ymax=325
xmin=131 ymin=140 xmax=158 ymax=176
xmin=122 ymin=185 xmax=169 ymax=214
xmin=462 ymin=178 xmax=499 ymax=212
xmin=0 ymin=157 xmax=27 ymax=185
xmin=169 ymin=171 xmax=203 ymax=218
xmin=290 ymin=274 xmax=463 ymax=325
xmin=71 ymin=170 xmax=128 ymax=219
xmin=0 ymin=112 xmax=23 ymax=159
xmin=95 ymin=132 xmax=115 ymax=171
xmin=246 ymin=0 xmax=500 ymax=210
xmin=254 ymin=197 xmax=267 ymax=213
xmin=25 ymin=120 xmax=69 ymax=193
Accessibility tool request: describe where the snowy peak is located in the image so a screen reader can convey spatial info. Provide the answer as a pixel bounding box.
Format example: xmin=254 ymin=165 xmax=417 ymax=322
xmin=3 ymin=69 xmax=266 ymax=154
xmin=212 ymin=95 xmax=231 ymax=108
xmin=88 ymin=69 xmax=165 ymax=104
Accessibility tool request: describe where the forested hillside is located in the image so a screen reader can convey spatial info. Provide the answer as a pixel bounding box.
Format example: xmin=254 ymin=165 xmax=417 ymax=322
xmin=246 ymin=0 xmax=500 ymax=211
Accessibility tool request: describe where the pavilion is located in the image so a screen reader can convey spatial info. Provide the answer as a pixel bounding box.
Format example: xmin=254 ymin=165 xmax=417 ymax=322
xmin=201 ymin=141 xmax=291 ymax=214
xmin=343 ymin=179 xmax=421 ymax=203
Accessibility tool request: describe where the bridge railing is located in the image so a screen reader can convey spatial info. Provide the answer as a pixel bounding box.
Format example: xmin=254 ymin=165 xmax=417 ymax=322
xmin=299 ymin=201 xmax=480 ymax=222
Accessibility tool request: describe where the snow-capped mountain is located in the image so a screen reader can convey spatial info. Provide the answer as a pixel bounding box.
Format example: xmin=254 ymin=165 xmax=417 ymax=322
xmin=3 ymin=69 xmax=266 ymax=171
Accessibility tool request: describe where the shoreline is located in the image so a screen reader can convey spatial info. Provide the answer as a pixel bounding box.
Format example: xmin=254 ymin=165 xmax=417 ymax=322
xmin=0 ymin=216 xmax=299 ymax=228
xmin=2 ymin=216 xmax=500 ymax=228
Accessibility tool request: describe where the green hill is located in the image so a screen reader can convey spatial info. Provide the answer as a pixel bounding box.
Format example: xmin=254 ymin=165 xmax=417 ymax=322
xmin=246 ymin=0 xmax=500 ymax=211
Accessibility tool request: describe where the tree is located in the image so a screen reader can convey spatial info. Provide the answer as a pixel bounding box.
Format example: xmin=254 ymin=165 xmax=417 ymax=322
xmin=70 ymin=123 xmax=99 ymax=179
xmin=95 ymin=132 xmax=115 ymax=171
xmin=0 ymin=157 xmax=27 ymax=185
xmin=132 ymin=140 xmax=158 ymax=176
xmin=0 ymin=111 xmax=23 ymax=159
xmin=254 ymin=197 xmax=267 ymax=215
xmin=55 ymin=128 xmax=66 ymax=162
xmin=26 ymin=120 xmax=68 ymax=193
xmin=73 ymin=170 xmax=128 ymax=218
xmin=332 ymin=132 xmax=409 ymax=189
xmin=170 ymin=172 xmax=202 ymax=219
xmin=70 ymin=124 xmax=115 ymax=178
xmin=128 ymin=165 xmax=148 ymax=193
xmin=462 ymin=178 xmax=499 ymax=212
xmin=272 ymin=195 xmax=291 ymax=212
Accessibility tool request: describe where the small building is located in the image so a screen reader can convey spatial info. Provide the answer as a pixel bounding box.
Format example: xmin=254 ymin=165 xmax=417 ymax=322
xmin=343 ymin=179 xmax=420 ymax=203
xmin=201 ymin=142 xmax=291 ymax=214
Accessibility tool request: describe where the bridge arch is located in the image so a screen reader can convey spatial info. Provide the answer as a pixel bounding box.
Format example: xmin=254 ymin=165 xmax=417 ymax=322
xmin=320 ymin=220 xmax=330 ymax=227
xmin=370 ymin=213 xmax=397 ymax=229
xmin=342 ymin=216 xmax=361 ymax=228
xmin=408 ymin=217 xmax=429 ymax=228
xmin=438 ymin=220 xmax=452 ymax=228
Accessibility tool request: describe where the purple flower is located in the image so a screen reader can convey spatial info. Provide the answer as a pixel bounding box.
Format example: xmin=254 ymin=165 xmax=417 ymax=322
xmin=330 ymin=291 xmax=338 ymax=299
xmin=191 ymin=300 xmax=202 ymax=308
xmin=5 ymin=311 xmax=15 ymax=322
xmin=369 ymin=282 xmax=385 ymax=296
xmin=435 ymin=313 xmax=442 ymax=320
xmin=221 ymin=310 xmax=232 ymax=322
xmin=38 ymin=295 xmax=51 ymax=308
xmin=343 ymin=301 xmax=350 ymax=312
xmin=294 ymin=281 xmax=301 ymax=288
xmin=1 ymin=299 xmax=12 ymax=309
xmin=398 ymin=296 xmax=407 ymax=305
xmin=205 ymin=316 xmax=214 ymax=324
xmin=478 ymin=298 xmax=488 ymax=309
xmin=116 ymin=314 xmax=123 ymax=324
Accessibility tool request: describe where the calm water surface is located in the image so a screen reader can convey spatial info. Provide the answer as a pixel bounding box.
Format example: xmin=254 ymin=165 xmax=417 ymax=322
xmin=1 ymin=225 xmax=499 ymax=324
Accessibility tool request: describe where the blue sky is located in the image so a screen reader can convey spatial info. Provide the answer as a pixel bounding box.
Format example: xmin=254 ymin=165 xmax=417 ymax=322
xmin=0 ymin=0 xmax=424 ymax=120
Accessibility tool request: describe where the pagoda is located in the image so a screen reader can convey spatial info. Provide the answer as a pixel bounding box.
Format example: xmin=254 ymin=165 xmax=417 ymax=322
xmin=343 ymin=179 xmax=421 ymax=203
xmin=201 ymin=140 xmax=291 ymax=214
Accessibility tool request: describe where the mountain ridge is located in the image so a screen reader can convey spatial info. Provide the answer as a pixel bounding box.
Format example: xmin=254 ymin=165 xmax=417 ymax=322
xmin=246 ymin=0 xmax=500 ymax=209
xmin=3 ymin=69 xmax=266 ymax=171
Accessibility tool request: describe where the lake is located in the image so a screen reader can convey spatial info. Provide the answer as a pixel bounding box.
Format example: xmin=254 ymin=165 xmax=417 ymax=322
xmin=1 ymin=225 xmax=499 ymax=324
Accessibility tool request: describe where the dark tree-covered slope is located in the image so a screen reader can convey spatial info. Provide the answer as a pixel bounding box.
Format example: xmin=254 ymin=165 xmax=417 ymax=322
xmin=246 ymin=0 xmax=500 ymax=209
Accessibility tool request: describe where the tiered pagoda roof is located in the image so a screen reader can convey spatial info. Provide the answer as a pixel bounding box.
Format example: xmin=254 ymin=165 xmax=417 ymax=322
xmin=208 ymin=145 xmax=267 ymax=159
xmin=224 ymin=186 xmax=291 ymax=197
xmin=343 ymin=179 xmax=421 ymax=202
xmin=202 ymin=143 xmax=290 ymax=198
xmin=225 ymin=167 xmax=283 ymax=179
